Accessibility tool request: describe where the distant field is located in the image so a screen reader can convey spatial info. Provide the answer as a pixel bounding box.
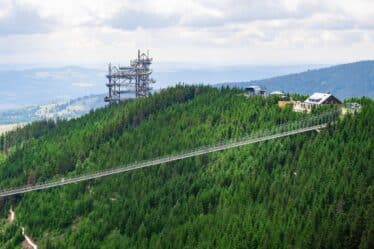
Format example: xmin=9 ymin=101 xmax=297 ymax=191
xmin=0 ymin=124 xmax=24 ymax=135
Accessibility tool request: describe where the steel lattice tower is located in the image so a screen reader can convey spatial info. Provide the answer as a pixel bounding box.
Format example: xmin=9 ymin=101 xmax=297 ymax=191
xmin=105 ymin=50 xmax=155 ymax=103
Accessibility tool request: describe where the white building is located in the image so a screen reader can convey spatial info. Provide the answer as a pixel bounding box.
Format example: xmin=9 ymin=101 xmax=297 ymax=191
xmin=293 ymin=92 xmax=342 ymax=113
xmin=304 ymin=92 xmax=342 ymax=105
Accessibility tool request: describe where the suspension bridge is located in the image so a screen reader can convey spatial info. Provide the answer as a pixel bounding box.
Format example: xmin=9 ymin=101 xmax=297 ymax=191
xmin=0 ymin=111 xmax=339 ymax=198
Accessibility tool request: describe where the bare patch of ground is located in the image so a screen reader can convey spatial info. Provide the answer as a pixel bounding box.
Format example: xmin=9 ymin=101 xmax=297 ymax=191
xmin=0 ymin=124 xmax=24 ymax=135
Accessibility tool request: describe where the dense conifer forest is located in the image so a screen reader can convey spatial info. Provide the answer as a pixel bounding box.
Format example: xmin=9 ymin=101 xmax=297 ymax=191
xmin=0 ymin=85 xmax=373 ymax=248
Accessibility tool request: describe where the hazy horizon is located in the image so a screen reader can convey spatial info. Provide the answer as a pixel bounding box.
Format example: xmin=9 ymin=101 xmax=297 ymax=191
xmin=0 ymin=63 xmax=330 ymax=110
xmin=1 ymin=0 xmax=373 ymax=110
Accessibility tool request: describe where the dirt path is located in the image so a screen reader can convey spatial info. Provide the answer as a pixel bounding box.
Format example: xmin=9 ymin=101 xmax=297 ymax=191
xmin=8 ymin=209 xmax=38 ymax=249
xmin=8 ymin=208 xmax=15 ymax=223
xmin=22 ymin=227 xmax=38 ymax=249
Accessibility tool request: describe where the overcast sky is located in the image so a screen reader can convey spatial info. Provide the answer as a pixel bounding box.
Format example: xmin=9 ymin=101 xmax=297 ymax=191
xmin=0 ymin=0 xmax=373 ymax=68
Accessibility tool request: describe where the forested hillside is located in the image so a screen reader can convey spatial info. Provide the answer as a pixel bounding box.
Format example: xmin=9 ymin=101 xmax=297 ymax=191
xmin=0 ymin=86 xmax=373 ymax=249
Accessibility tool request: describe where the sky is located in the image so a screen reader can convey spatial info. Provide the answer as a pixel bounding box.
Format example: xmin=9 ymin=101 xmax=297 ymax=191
xmin=0 ymin=0 xmax=373 ymax=68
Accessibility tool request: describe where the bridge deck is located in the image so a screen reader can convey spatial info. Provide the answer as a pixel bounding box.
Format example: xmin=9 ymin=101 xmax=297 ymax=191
xmin=0 ymin=121 xmax=332 ymax=198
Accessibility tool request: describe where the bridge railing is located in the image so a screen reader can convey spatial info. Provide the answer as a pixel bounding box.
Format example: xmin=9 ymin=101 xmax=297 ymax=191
xmin=110 ymin=110 xmax=339 ymax=170
xmin=0 ymin=110 xmax=340 ymax=196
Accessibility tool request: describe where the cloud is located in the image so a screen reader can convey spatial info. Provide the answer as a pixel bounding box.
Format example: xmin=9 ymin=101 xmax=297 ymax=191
xmin=0 ymin=2 xmax=56 ymax=35
xmin=0 ymin=0 xmax=373 ymax=66
xmin=177 ymin=0 xmax=322 ymax=27
xmin=107 ymin=8 xmax=179 ymax=30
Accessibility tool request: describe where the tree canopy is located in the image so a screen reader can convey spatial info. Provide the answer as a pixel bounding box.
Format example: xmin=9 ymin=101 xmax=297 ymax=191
xmin=0 ymin=85 xmax=373 ymax=249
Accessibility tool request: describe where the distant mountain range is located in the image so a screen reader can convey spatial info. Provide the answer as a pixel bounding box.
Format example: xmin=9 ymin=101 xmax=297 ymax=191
xmin=0 ymin=64 xmax=324 ymax=111
xmin=218 ymin=61 xmax=374 ymax=99
xmin=0 ymin=66 xmax=106 ymax=111
xmin=1 ymin=61 xmax=372 ymax=124
xmin=0 ymin=94 xmax=106 ymax=124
